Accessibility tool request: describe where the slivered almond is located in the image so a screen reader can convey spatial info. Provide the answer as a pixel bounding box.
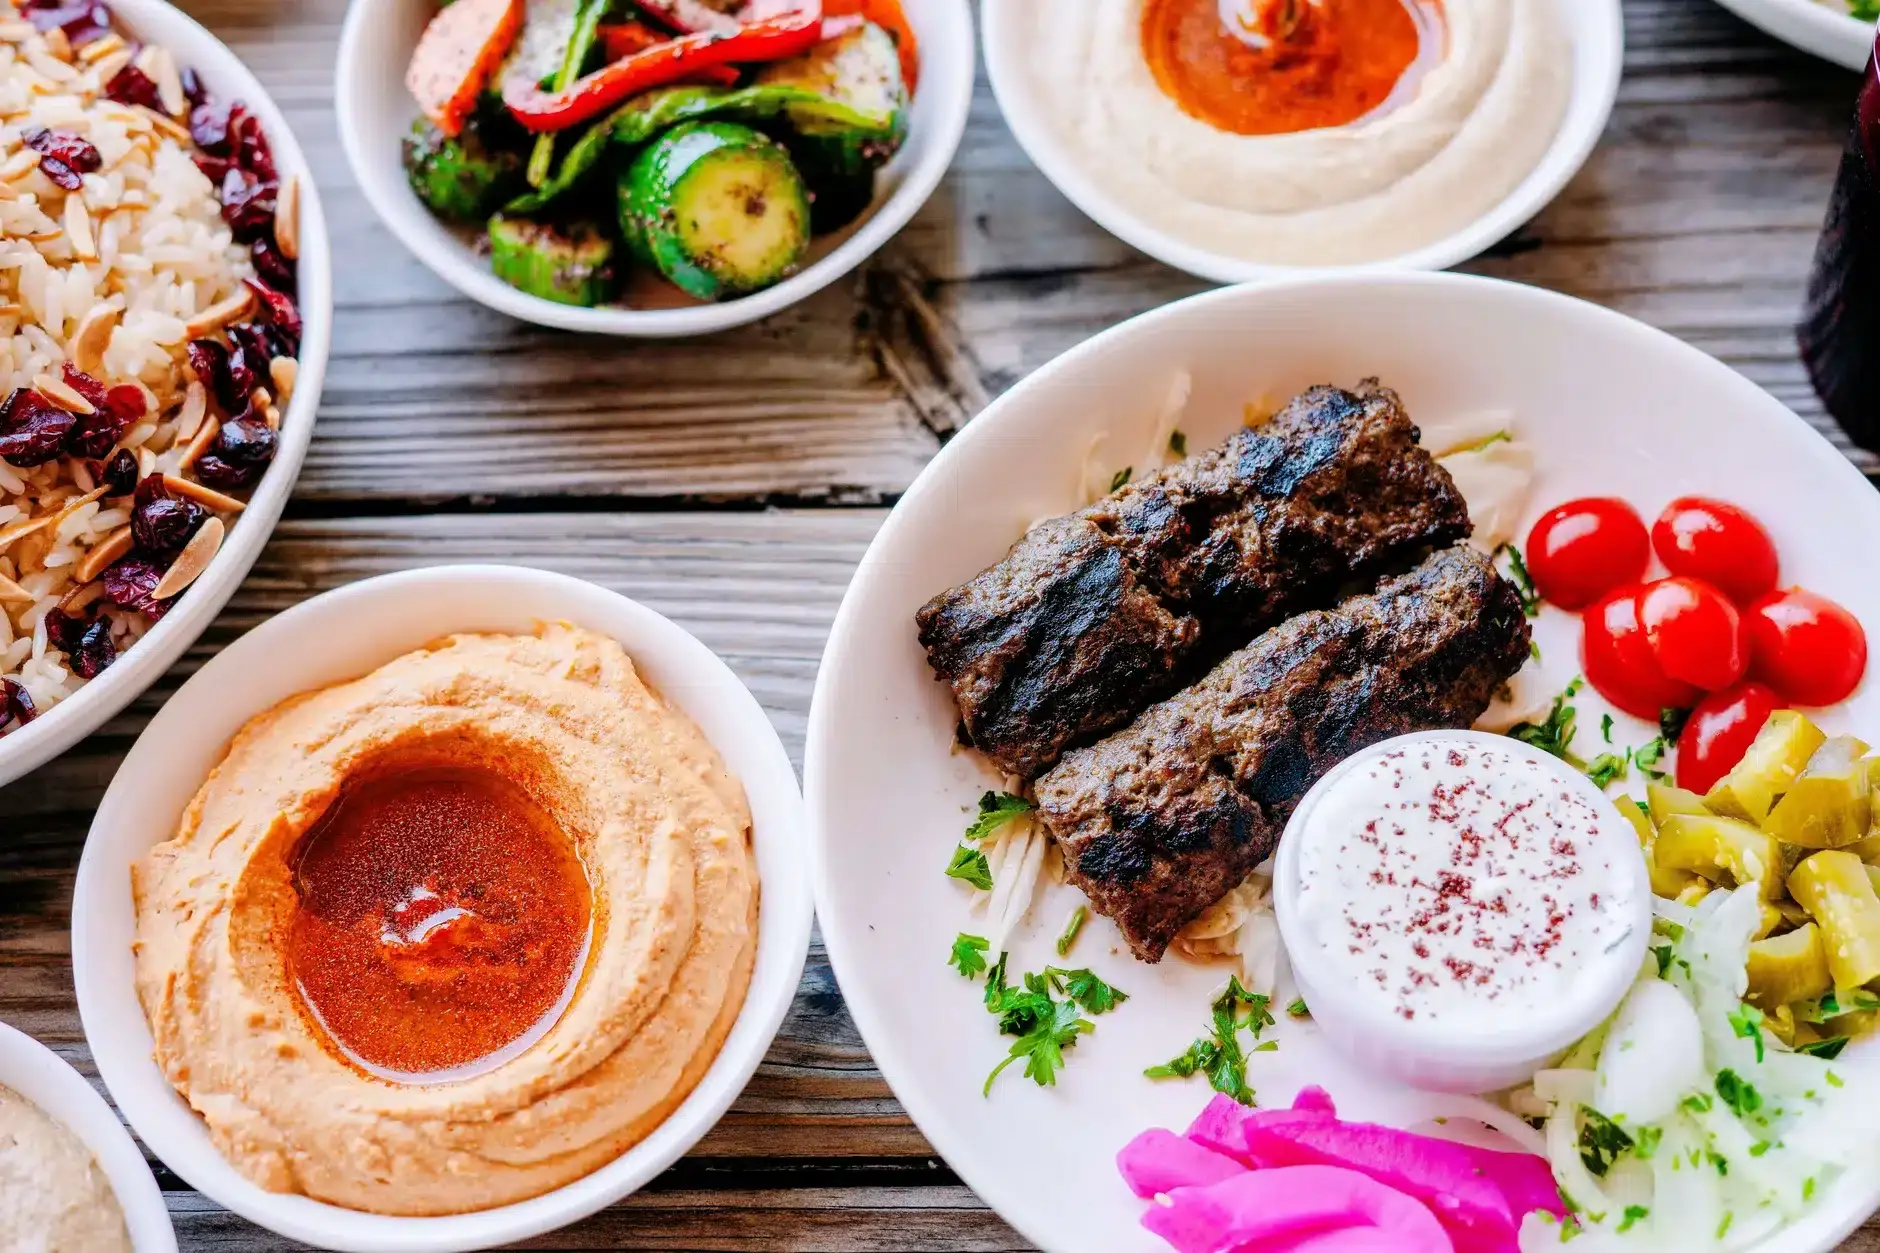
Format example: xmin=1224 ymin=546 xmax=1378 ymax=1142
xmin=70 ymin=304 xmax=118 ymax=376
xmin=139 ymin=45 xmax=185 ymax=118
xmin=275 ymin=174 xmax=299 ymax=261
xmin=62 ymin=193 xmax=95 ymax=261
xmin=173 ymin=380 xmax=207 ymax=441
xmin=136 ymin=446 xmax=156 ymax=479
xmin=177 ymin=415 xmax=218 ymax=469
xmin=73 ymin=524 xmax=131 ymax=583
xmin=0 ymin=571 xmax=32 ymax=603
xmin=151 ymin=516 xmax=222 ymax=600
xmin=263 ymin=404 xmax=280 ymax=429
xmin=87 ymin=48 xmax=132 ymax=90
xmin=78 ymin=32 xmax=126 ymax=63
xmin=141 ymin=108 xmax=191 ymax=145
xmin=268 ymin=356 xmax=297 ymax=405
xmin=0 ymin=149 xmax=38 ymax=181
xmin=57 ymin=579 xmax=103 ymax=615
xmin=41 ymin=25 xmax=71 ymax=62
xmin=184 ymin=287 xmax=255 ymax=338
xmin=33 ymin=372 xmax=93 ymax=414
xmin=162 ymin=474 xmax=245 ymax=514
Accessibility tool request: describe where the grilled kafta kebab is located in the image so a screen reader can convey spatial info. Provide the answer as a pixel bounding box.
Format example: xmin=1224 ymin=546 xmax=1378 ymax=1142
xmin=1036 ymin=545 xmax=1530 ymax=962
xmin=915 ymin=381 xmax=1471 ymax=779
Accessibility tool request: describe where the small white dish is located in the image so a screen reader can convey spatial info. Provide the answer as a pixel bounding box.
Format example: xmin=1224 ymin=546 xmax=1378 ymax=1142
xmin=72 ymin=565 xmax=812 ymax=1253
xmin=1275 ymin=730 xmax=1650 ymax=1096
xmin=804 ymin=271 xmax=1880 ymax=1253
xmin=334 ymin=0 xmax=975 ymax=337
xmin=0 ymin=0 xmax=333 ymax=788
xmin=981 ymin=0 xmax=1624 ymax=284
xmin=1710 ymin=0 xmax=1875 ymax=72
xmin=0 ymin=1020 xmax=176 ymax=1253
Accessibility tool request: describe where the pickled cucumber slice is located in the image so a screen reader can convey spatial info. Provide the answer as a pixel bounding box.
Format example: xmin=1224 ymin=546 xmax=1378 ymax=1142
xmin=1647 ymin=781 xmax=1709 ymax=826
xmin=1765 ymin=735 xmax=1873 ymax=849
xmin=1746 ymin=922 xmax=1833 ymax=1009
xmin=1789 ymin=849 xmax=1880 ymax=990
xmin=1704 ymin=711 xmax=1827 ymax=824
xmin=1655 ymin=812 xmax=1784 ymax=899
xmin=1617 ymin=795 xmax=1699 ymax=900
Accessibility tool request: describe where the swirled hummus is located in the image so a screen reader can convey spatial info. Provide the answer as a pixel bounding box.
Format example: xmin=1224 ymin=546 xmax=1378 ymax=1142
xmin=0 ymin=1082 xmax=132 ymax=1252
xmin=131 ymin=624 xmax=758 ymax=1216
xmin=1017 ymin=0 xmax=1573 ymax=265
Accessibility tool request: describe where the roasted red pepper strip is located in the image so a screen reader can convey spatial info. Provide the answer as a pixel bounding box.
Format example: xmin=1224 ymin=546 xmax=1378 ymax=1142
xmin=596 ymin=20 xmax=740 ymax=83
xmin=506 ymin=1 xmax=822 ymax=132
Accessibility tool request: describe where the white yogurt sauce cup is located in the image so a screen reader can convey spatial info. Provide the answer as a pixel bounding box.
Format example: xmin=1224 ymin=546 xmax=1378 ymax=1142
xmin=1273 ymin=729 xmax=1650 ymax=1094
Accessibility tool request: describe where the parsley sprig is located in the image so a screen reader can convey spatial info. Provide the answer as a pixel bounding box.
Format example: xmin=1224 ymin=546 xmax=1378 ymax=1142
xmin=1145 ymin=976 xmax=1275 ymax=1106
xmin=964 ymin=790 xmax=1034 ymax=843
xmin=956 ymin=947 xmax=1128 ymax=1094
xmin=948 ymin=933 xmax=989 ymax=979
xmin=1497 ymin=543 xmax=1542 ymax=617
xmin=1511 ymin=678 xmax=1585 ymax=767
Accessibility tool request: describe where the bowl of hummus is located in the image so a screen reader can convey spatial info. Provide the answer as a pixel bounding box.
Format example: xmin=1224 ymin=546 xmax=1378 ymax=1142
xmin=69 ymin=565 xmax=810 ymax=1252
xmin=983 ymin=0 xmax=1623 ymax=281
xmin=0 ymin=1020 xmax=174 ymax=1253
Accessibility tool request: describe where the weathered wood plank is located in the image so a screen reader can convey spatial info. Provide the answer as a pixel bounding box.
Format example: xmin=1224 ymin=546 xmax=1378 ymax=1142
xmin=178 ymin=0 xmax=1879 ymax=509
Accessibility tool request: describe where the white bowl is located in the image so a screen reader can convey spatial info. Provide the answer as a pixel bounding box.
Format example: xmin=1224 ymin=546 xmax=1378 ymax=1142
xmin=981 ymin=0 xmax=1624 ymax=284
xmin=334 ymin=0 xmax=974 ymax=337
xmin=1710 ymin=0 xmax=1875 ymax=71
xmin=804 ymin=271 xmax=1880 ymax=1253
xmin=0 ymin=1020 xmax=176 ymax=1253
xmin=0 ymin=0 xmax=332 ymax=787
xmin=71 ymin=565 xmax=812 ymax=1253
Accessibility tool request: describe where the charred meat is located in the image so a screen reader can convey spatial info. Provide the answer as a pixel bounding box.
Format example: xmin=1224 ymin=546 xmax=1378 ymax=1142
xmin=915 ymin=381 xmax=1471 ymax=778
xmin=1034 ymin=544 xmax=1531 ymax=963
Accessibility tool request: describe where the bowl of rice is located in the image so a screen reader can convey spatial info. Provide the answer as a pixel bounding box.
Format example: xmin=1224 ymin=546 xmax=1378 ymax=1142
xmin=0 ymin=0 xmax=330 ymax=786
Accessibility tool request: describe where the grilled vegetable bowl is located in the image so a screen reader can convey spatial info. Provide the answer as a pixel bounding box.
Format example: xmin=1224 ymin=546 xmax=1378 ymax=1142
xmin=337 ymin=0 xmax=972 ymax=335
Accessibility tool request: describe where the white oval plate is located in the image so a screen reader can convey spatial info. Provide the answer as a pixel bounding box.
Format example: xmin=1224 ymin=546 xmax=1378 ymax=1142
xmin=1711 ymin=0 xmax=1874 ymax=72
xmin=0 ymin=1021 xmax=175 ymax=1253
xmin=0 ymin=0 xmax=332 ymax=786
xmin=982 ymin=0 xmax=1623 ymax=284
xmin=73 ymin=565 xmax=812 ymax=1253
xmin=805 ymin=272 xmax=1880 ymax=1253
xmin=335 ymin=0 xmax=974 ymax=337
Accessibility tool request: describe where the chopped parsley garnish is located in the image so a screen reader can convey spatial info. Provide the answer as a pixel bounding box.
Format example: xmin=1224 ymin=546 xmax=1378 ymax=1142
xmin=964 ymin=790 xmax=1035 ymax=842
xmin=984 ymin=994 xmax=1091 ymax=1095
xmin=1651 ymin=942 xmax=1675 ymax=978
xmin=1584 ymin=752 xmax=1629 ymax=789
xmin=1796 ymin=990 xmax=1840 ymax=1024
xmin=944 ymin=844 xmax=993 ymax=890
xmin=1853 ymin=0 xmax=1879 ymax=23
xmin=1680 ymin=1091 xmax=1714 ymax=1115
xmin=1054 ymin=966 xmax=1128 ymax=1015
xmin=1729 ymin=1003 xmax=1767 ymax=1064
xmin=1496 ymin=543 xmax=1542 ymax=616
xmin=1632 ymin=736 xmax=1670 ymax=782
xmin=1287 ymin=997 xmax=1310 ymax=1018
xmin=1800 ymin=1036 xmax=1849 ymax=1060
xmin=1617 ymin=1205 xmax=1649 ymax=1233
xmin=1601 ymin=713 xmax=1614 ymax=743
xmin=1660 ymin=706 xmax=1692 ymax=743
xmin=1109 ymin=466 xmax=1133 ymax=492
xmin=1716 ymin=1211 xmax=1734 ymax=1240
xmin=978 ymin=963 xmax=1127 ymax=1095
xmin=1578 ymin=1106 xmax=1634 ymax=1177
xmin=1510 ymin=678 xmax=1585 ymax=767
xmin=948 ymin=932 xmax=989 ymax=978
xmin=1168 ymin=430 xmax=1187 ymax=457
xmin=1716 ymin=1068 xmax=1763 ymax=1118
xmin=1632 ymin=1125 xmax=1662 ymax=1160
xmin=1056 ymin=905 xmax=1087 ymax=957
xmin=1146 ymin=976 xmax=1274 ymax=1107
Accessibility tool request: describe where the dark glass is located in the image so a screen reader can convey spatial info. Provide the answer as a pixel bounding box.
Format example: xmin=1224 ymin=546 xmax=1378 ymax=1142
xmin=1801 ymin=32 xmax=1880 ymax=451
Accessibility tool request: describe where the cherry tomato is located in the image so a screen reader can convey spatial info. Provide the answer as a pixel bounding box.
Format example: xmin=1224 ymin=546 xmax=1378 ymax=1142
xmin=1651 ymin=497 xmax=1779 ymax=604
xmin=1744 ymin=588 xmax=1868 ymax=706
xmin=1676 ymin=681 xmax=1781 ymax=795
xmin=1525 ymin=498 xmax=1650 ymax=610
xmin=1582 ymin=586 xmax=1703 ymax=721
xmin=1638 ymin=577 xmax=1749 ymax=692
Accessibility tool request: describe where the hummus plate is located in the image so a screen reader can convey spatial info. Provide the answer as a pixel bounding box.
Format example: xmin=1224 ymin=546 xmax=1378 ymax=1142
xmin=982 ymin=0 xmax=1622 ymax=283
xmin=805 ymin=273 xmax=1880 ymax=1253
xmin=72 ymin=565 xmax=811 ymax=1253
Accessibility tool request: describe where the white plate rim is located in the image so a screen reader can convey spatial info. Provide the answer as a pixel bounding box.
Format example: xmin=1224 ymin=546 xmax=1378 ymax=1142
xmin=1710 ymin=0 xmax=1876 ymax=72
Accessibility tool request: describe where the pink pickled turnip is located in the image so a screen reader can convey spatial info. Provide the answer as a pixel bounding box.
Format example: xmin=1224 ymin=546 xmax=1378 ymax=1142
xmin=1453 ymin=1144 xmax=1567 ymax=1223
xmin=1143 ymin=1165 xmax=1454 ymax=1253
xmin=1119 ymin=1129 xmax=1245 ymax=1199
xmin=1183 ymin=1092 xmax=1334 ymax=1167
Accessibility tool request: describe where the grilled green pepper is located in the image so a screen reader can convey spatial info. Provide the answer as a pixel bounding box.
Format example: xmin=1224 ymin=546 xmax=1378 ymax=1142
xmin=487 ymin=214 xmax=616 ymax=305
xmin=1705 ymin=710 xmax=1827 ymax=824
xmin=403 ymin=117 xmax=526 ymax=221
xmin=1789 ymin=849 xmax=1880 ymax=990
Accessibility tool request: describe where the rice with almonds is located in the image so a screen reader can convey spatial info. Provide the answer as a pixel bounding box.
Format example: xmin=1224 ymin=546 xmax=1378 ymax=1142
xmin=0 ymin=3 xmax=299 ymax=734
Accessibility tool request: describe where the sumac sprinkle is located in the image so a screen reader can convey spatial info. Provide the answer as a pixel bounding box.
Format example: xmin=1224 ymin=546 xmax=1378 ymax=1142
xmin=104 ymin=64 xmax=162 ymax=112
xmin=100 ymin=448 xmax=138 ymax=496
xmin=0 ymin=388 xmax=77 ymax=467
xmin=68 ymin=617 xmax=116 ymax=678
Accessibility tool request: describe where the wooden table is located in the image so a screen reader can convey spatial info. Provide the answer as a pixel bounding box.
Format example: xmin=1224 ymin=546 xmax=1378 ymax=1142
xmin=3 ymin=0 xmax=1879 ymax=1247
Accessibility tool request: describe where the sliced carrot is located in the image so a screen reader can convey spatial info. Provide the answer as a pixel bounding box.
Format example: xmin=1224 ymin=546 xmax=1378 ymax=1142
xmin=405 ymin=0 xmax=525 ymax=137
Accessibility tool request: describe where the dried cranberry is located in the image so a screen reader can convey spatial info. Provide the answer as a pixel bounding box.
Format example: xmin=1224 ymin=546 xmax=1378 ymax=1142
xmin=0 ymin=677 xmax=36 ymax=734
xmin=67 ymin=617 xmax=115 ymax=678
xmin=232 ymin=108 xmax=275 ymax=180
xmin=186 ymin=337 xmax=250 ymax=413
xmin=20 ymin=1 xmax=111 ymax=47
xmin=0 ymin=388 xmax=77 ymax=467
xmin=23 ymin=129 xmax=101 ymax=192
xmin=100 ymin=448 xmax=137 ymax=495
xmin=218 ymin=167 xmax=276 ymax=242
xmin=195 ymin=414 xmax=274 ymax=490
xmin=131 ymin=492 xmax=204 ymax=559
xmin=249 ymin=234 xmax=294 ymax=294
xmin=99 ymin=554 xmax=169 ymax=617
xmin=104 ymin=63 xmax=162 ymax=112
xmin=189 ymin=99 xmax=233 ymax=155
xmin=180 ymin=66 xmax=208 ymax=110
xmin=59 ymin=362 xmax=106 ymax=409
xmin=43 ymin=607 xmax=85 ymax=653
xmin=193 ymin=153 xmax=231 ymax=185
xmin=228 ymin=322 xmax=274 ymax=369
xmin=244 ymin=278 xmax=301 ymax=342
xmin=185 ymin=338 xmax=225 ymax=392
